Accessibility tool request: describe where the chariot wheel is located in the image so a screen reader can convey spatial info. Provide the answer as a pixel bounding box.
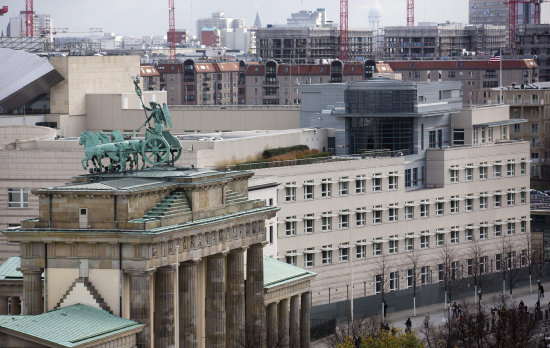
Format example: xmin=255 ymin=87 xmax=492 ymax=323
xmin=141 ymin=135 xmax=170 ymax=166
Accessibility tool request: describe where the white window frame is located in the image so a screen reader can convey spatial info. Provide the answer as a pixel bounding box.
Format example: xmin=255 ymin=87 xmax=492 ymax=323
xmin=7 ymin=188 xmax=28 ymax=208
xmin=389 ymin=271 xmax=399 ymax=291
xmin=355 ymin=176 xmax=366 ymax=194
xmin=465 ymin=167 xmax=473 ymax=181
xmin=304 ymin=182 xmax=314 ymax=199
xmin=479 ymin=166 xmax=487 ymax=180
xmin=339 ymin=212 xmax=349 ymax=229
xmin=356 ymin=211 xmax=366 ymax=226
xmin=285 ymin=220 xmax=296 ymax=236
xmin=420 ymin=235 xmax=429 ymax=248
xmin=285 ymin=183 xmax=296 ymax=202
xmin=322 ymin=246 xmax=332 ymax=264
xmin=436 ymin=233 xmax=444 ymax=246
xmin=321 ymin=214 xmax=332 ymax=231
xmin=480 ymin=226 xmax=487 ymax=239
xmin=420 ymin=203 xmax=429 ymax=217
xmin=339 ymin=178 xmax=349 ymax=196
xmin=372 ymin=177 xmax=382 ymax=192
xmin=450 ymin=169 xmax=459 ymax=183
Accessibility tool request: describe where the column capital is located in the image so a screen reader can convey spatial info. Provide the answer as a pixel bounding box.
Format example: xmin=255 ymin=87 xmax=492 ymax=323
xmin=230 ymin=246 xmax=248 ymax=253
xmin=251 ymin=241 xmax=268 ymax=248
xmin=210 ymin=250 xmax=229 ymax=258
xmin=124 ymin=269 xmax=156 ymax=276
xmin=158 ymin=264 xmax=178 ymax=272
xmin=18 ymin=267 xmax=42 ymax=274
xmin=182 ymin=257 xmax=201 ymax=264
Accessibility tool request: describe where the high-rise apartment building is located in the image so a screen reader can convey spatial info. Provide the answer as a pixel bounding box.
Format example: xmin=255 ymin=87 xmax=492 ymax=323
xmin=516 ymin=24 xmax=550 ymax=81
xmin=470 ymin=0 xmax=536 ymax=27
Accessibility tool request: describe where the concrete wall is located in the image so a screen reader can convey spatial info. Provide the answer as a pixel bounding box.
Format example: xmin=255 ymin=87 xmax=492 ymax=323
xmin=49 ymin=55 xmax=141 ymax=116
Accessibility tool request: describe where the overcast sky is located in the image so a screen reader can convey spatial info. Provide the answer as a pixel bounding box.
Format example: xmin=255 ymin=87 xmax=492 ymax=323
xmin=1 ymin=0 xmax=550 ymax=37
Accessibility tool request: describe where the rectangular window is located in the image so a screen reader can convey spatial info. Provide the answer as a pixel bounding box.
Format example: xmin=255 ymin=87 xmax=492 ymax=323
xmin=480 ymin=226 xmax=487 ymax=239
xmin=521 ymin=250 xmax=527 ymax=267
xmin=373 ymin=242 xmax=382 ymax=256
xmin=304 ymin=215 xmax=314 ymax=233
xmin=436 ymin=201 xmax=444 ymax=215
xmin=479 ymin=166 xmax=487 ymax=179
xmin=507 ymin=193 xmax=515 ymax=206
xmin=507 ymin=163 xmax=515 ymax=176
xmin=429 ymin=130 xmax=437 ymax=148
xmin=479 ymin=195 xmax=487 ymax=209
xmin=421 ymin=266 xmax=430 ymax=285
xmin=304 ymin=181 xmax=314 ymax=199
xmin=372 ymin=176 xmax=382 ymax=192
xmin=465 ymin=198 xmax=473 ymax=211
xmin=465 ymin=229 xmax=473 ymax=241
xmin=520 ymin=191 xmax=526 ymax=204
xmin=451 ymin=261 xmax=460 ymax=280
xmin=420 ymin=203 xmax=429 ymax=217
xmin=356 ymin=242 xmax=366 ymax=259
xmin=420 ymin=235 xmax=429 ymax=248
xmin=453 ymin=128 xmax=465 ymax=145
xmin=405 ymin=237 xmax=414 ymax=251
xmin=480 ymin=256 xmax=488 ymax=273
xmin=321 ymin=213 xmax=332 ymax=231
xmin=405 ymin=169 xmax=412 ymax=187
xmin=494 ymin=223 xmax=502 ymax=237
xmin=339 ymin=177 xmax=349 ymax=195
xmin=373 ymin=208 xmax=382 ymax=224
xmin=450 ymin=169 xmax=459 ymax=183
xmin=304 ymin=250 xmax=314 ymax=267
xmin=494 ymin=193 xmax=502 ymax=208
xmin=495 ymin=254 xmax=502 ymax=270
xmin=450 ymin=197 xmax=459 ymax=213
xmin=389 ymin=238 xmax=398 ymax=254
xmin=285 ymin=219 xmax=296 ymax=236
xmin=355 ymin=175 xmax=366 ymax=193
xmin=374 ymin=274 xmax=382 ymax=294
xmin=322 ymin=246 xmax=332 ymax=264
xmin=405 ymin=204 xmax=414 ymax=220
xmin=339 ymin=211 xmax=349 ymax=229
xmin=488 ymin=127 xmax=493 ymax=142
xmin=413 ymin=168 xmax=419 ymax=185
xmin=438 ymin=264 xmax=444 ymax=282
xmin=407 ymin=269 xmax=414 ymax=288
xmin=285 ymin=183 xmax=296 ymax=201
xmin=520 ymin=161 xmax=526 ymax=175
xmin=507 ymin=222 xmax=515 ymax=235
xmin=494 ymin=164 xmax=502 ymax=178
xmin=286 ymin=251 xmax=297 ymax=265
xmin=436 ymin=233 xmax=444 ymax=246
xmin=467 ymin=259 xmax=473 ymax=276
xmin=356 ymin=211 xmax=366 ymax=226
xmin=339 ymin=244 xmax=349 ymax=261
xmin=521 ymin=220 xmax=526 ymax=233
xmin=389 ymin=271 xmax=399 ymax=291
xmin=388 ymin=172 xmax=398 ymax=190
xmin=321 ymin=179 xmax=332 ymax=197
xmin=389 ymin=206 xmax=398 ymax=222
xmin=465 ymin=167 xmax=473 ymax=181
xmin=8 ymin=188 xmax=28 ymax=208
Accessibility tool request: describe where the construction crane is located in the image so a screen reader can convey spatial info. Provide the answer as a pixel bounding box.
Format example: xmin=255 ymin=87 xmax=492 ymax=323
xmin=339 ymin=0 xmax=349 ymax=61
xmin=506 ymin=0 xmax=547 ymax=53
xmin=168 ymin=0 xmax=176 ymax=60
xmin=25 ymin=0 xmax=33 ymax=37
xmin=0 ymin=6 xmax=8 ymax=16
xmin=407 ymin=0 xmax=414 ymax=26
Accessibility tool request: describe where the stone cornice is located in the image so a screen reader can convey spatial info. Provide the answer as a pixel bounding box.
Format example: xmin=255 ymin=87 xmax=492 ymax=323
xmin=263 ymin=278 xmax=313 ymax=304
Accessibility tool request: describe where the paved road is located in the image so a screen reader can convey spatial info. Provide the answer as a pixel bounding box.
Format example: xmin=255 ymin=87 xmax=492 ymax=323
xmin=312 ymin=280 xmax=550 ymax=347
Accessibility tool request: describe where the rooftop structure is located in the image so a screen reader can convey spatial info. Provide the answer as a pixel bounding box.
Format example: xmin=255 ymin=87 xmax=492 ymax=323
xmin=286 ymin=9 xmax=328 ymax=28
xmin=516 ymin=24 xmax=550 ymax=82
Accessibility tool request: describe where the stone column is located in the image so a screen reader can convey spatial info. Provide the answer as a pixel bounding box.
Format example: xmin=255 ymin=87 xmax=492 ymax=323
xmin=9 ymin=297 xmax=21 ymax=315
xmin=22 ymin=269 xmax=43 ymax=315
xmin=206 ymin=253 xmax=227 ymax=348
xmin=278 ymin=298 xmax=290 ymax=348
xmin=300 ymin=292 xmax=311 ymax=348
xmin=179 ymin=260 xmax=199 ymax=348
xmin=246 ymin=243 xmax=266 ymax=347
xmin=290 ymin=295 xmax=300 ymax=348
xmin=129 ymin=270 xmax=154 ymax=348
xmin=0 ymin=296 xmax=9 ymax=315
xmin=266 ymin=302 xmax=278 ymax=348
xmin=226 ymin=248 xmax=245 ymax=348
xmin=154 ymin=265 xmax=176 ymax=348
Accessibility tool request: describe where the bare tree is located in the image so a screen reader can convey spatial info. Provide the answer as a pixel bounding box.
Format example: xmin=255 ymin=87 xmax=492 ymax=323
xmin=323 ymin=315 xmax=382 ymax=347
xmin=523 ymin=232 xmax=535 ymax=293
xmin=404 ymin=249 xmax=421 ymax=316
xmin=468 ymin=241 xmax=486 ymax=310
xmin=500 ymin=236 xmax=521 ymax=300
xmin=438 ymin=245 xmax=458 ymax=313
xmin=373 ymin=254 xmax=391 ymax=320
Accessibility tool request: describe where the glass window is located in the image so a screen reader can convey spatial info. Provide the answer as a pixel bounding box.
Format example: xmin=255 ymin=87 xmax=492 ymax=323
xmin=451 ymin=261 xmax=460 ymax=280
xmin=420 ymin=203 xmax=429 ymax=217
xmin=494 ymin=164 xmax=502 ymax=178
xmin=286 ymin=251 xmax=297 ymax=265
xmin=389 ymin=272 xmax=399 ymax=291
xmin=8 ymin=188 xmax=28 ymax=208
xmin=405 ymin=169 xmax=412 ymax=187
xmin=480 ymin=256 xmax=488 ymax=273
xmin=520 ymin=191 xmax=526 ymax=204
xmin=321 ymin=179 xmax=332 ymax=197
xmin=438 ymin=264 xmax=444 ymax=282
xmin=407 ymin=269 xmax=414 ymax=288
xmin=405 ymin=237 xmax=414 ymax=251
xmin=421 ymin=266 xmax=430 ymax=285
xmin=304 ymin=250 xmax=314 ymax=267
xmin=285 ymin=219 xmax=296 ymax=236
xmin=521 ymin=220 xmax=526 ymax=233
xmin=450 ymin=169 xmax=459 ymax=183
xmin=373 ymin=242 xmax=382 ymax=256
xmin=450 ymin=198 xmax=459 ymax=213
xmin=339 ymin=244 xmax=349 ymax=261
xmin=436 ymin=201 xmax=444 ymax=215
xmin=356 ymin=242 xmax=366 ymax=258
xmin=520 ymin=161 xmax=526 ymax=175
xmin=304 ymin=215 xmax=314 ymax=233
xmin=339 ymin=211 xmax=349 ymax=229
xmin=429 ymin=131 xmax=437 ymax=148
xmin=374 ymin=274 xmax=383 ymax=294
xmin=405 ymin=204 xmax=414 ymax=220
xmin=420 ymin=235 xmax=429 ymax=248
xmin=389 ymin=172 xmax=398 ymax=190
xmin=322 ymin=246 xmax=332 ymax=264
xmin=321 ymin=213 xmax=332 ymax=231
xmin=479 ymin=166 xmax=487 ymax=179
xmin=304 ymin=181 xmax=314 ymax=199
xmin=389 ymin=206 xmax=398 ymax=222
xmin=356 ymin=211 xmax=366 ymax=226
xmin=507 ymin=163 xmax=515 ymax=176
xmin=480 ymin=226 xmax=487 ymax=239
xmin=436 ymin=233 xmax=444 ymax=246
xmin=494 ymin=223 xmax=502 ymax=237
xmin=355 ymin=175 xmax=366 ymax=193
xmin=373 ymin=208 xmax=382 ymax=224
xmin=372 ymin=177 xmax=382 ymax=192
xmin=285 ymin=183 xmax=296 ymax=201
xmin=495 ymin=254 xmax=502 ymax=271
xmin=465 ymin=167 xmax=473 ymax=181
xmin=507 ymin=222 xmax=515 ymax=235
xmin=465 ymin=229 xmax=473 ymax=241
xmin=339 ymin=177 xmax=349 ymax=195
xmin=467 ymin=259 xmax=473 ymax=276
xmin=389 ymin=238 xmax=398 ymax=254
xmin=479 ymin=195 xmax=487 ymax=209
xmin=465 ymin=198 xmax=473 ymax=211
xmin=494 ymin=193 xmax=502 ymax=208
xmin=507 ymin=193 xmax=515 ymax=206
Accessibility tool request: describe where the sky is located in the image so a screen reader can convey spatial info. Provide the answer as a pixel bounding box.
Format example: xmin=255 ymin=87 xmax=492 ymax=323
xmin=1 ymin=0 xmax=550 ymax=37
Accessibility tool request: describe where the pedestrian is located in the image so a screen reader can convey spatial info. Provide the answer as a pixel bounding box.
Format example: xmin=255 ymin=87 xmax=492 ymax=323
xmin=541 ymin=284 xmax=545 ymax=298
xmin=519 ymin=300 xmax=525 ymax=312
xmin=424 ymin=312 xmax=430 ymax=328
xmin=405 ymin=317 xmax=412 ymax=333
xmin=383 ymin=300 xmax=388 ymax=317
xmin=457 ymin=303 xmax=462 ymax=317
xmin=452 ymin=302 xmax=457 ymax=318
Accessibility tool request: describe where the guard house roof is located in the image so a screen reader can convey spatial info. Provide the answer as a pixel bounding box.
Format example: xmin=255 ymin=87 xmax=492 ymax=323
xmin=0 ymin=304 xmax=143 ymax=347
xmin=139 ymin=66 xmax=159 ymax=77
xmin=0 ymin=48 xmax=64 ymax=113
xmin=387 ymin=59 xmax=538 ymax=70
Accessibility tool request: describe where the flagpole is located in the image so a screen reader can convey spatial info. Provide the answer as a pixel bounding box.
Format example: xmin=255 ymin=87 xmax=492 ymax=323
xmin=500 ymin=48 xmax=503 ymax=104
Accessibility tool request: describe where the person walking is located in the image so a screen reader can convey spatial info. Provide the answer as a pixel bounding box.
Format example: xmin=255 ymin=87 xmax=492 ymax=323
xmin=405 ymin=317 xmax=412 ymax=333
xmin=540 ymin=283 xmax=545 ymax=298
xmin=424 ymin=312 xmax=430 ymax=328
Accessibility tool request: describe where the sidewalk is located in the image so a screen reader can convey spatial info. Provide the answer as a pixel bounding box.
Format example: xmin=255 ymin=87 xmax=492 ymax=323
xmin=312 ymin=281 xmax=550 ymax=347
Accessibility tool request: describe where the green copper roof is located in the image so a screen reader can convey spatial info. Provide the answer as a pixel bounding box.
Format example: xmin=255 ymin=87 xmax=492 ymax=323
xmin=0 ymin=257 xmax=22 ymax=280
xmin=259 ymin=256 xmax=316 ymax=289
xmin=0 ymin=304 xmax=142 ymax=347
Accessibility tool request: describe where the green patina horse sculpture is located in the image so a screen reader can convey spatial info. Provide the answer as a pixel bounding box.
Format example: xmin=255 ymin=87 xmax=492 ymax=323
xmin=79 ymin=132 xmax=123 ymax=172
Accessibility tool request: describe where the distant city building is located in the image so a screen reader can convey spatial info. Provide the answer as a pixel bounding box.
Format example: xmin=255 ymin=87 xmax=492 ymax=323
xmin=256 ymin=26 xmax=373 ymax=64
xmin=167 ymin=29 xmax=189 ymax=45
xmin=470 ymin=0 xmax=536 ymax=27
xmin=244 ymin=60 xmax=397 ymax=105
xmin=200 ymin=27 xmax=221 ymax=47
xmin=382 ymin=23 xmax=506 ymax=60
xmin=387 ymin=59 xmax=539 ymax=105
xmin=196 ymin=12 xmax=245 ymax=36
xmin=516 ymin=24 xmax=550 ymax=81
xmin=139 ymin=65 xmax=161 ymax=91
xmin=253 ymin=12 xmax=262 ymax=28
xmin=286 ymin=8 xmax=328 ymax=27
xmin=157 ymin=60 xmax=239 ymax=105
xmin=6 ymin=11 xmax=52 ymax=43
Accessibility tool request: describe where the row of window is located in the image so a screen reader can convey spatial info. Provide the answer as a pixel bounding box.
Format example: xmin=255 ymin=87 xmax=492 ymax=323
xmin=449 ymin=160 xmax=527 ymax=183
xmin=284 ymin=174 xmax=400 ymax=201
xmin=283 ymin=189 xmax=527 ymax=235
xmin=285 ymin=217 xmax=528 ymax=266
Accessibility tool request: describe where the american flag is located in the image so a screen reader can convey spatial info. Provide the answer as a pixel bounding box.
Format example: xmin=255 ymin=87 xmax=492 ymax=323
xmin=488 ymin=50 xmax=501 ymax=63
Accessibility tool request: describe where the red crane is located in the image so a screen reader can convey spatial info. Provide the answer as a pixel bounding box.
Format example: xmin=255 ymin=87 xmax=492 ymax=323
xmin=339 ymin=0 xmax=349 ymax=61
xmin=407 ymin=0 xmax=414 ymax=26
xmin=506 ymin=0 xmax=547 ymax=53
xmin=25 ymin=0 xmax=33 ymax=37
xmin=168 ymin=0 xmax=176 ymax=60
